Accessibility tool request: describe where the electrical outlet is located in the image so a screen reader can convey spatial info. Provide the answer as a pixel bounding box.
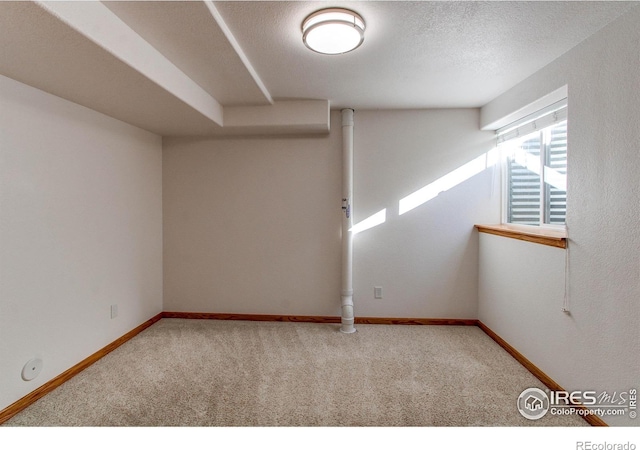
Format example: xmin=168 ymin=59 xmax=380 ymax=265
xmin=374 ymin=286 xmax=383 ymax=299
xmin=110 ymin=304 xmax=118 ymax=319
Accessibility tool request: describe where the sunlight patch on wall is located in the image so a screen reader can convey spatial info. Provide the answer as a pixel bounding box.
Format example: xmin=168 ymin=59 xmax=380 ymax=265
xmin=398 ymin=149 xmax=500 ymax=215
xmin=351 ymin=209 xmax=386 ymax=234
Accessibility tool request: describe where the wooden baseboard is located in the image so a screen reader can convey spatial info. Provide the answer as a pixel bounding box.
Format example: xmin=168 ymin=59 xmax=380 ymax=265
xmin=477 ymin=320 xmax=607 ymax=427
xmin=0 ymin=313 xmax=162 ymax=425
xmin=162 ymin=312 xmax=477 ymax=327
xmin=356 ymin=317 xmax=477 ymax=326
xmin=162 ymin=311 xmax=342 ymax=323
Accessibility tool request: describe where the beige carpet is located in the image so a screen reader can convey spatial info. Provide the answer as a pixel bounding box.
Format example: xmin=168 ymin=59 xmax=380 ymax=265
xmin=4 ymin=319 xmax=586 ymax=426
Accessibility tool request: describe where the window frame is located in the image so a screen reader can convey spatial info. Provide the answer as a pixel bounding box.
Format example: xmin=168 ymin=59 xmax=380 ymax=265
xmin=497 ymin=100 xmax=568 ymax=231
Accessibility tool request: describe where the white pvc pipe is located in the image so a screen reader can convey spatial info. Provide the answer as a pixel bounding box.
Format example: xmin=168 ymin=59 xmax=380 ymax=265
xmin=340 ymin=109 xmax=356 ymax=334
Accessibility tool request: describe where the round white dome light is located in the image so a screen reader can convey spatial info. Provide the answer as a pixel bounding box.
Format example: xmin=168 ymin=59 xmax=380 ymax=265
xmin=302 ymin=8 xmax=365 ymax=55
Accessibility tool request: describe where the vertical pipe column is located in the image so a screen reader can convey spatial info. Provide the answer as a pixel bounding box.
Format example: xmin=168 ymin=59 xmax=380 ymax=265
xmin=341 ymin=109 xmax=356 ymax=334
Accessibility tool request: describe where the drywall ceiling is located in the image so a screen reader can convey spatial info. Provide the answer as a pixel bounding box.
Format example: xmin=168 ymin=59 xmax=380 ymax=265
xmin=0 ymin=1 xmax=636 ymax=136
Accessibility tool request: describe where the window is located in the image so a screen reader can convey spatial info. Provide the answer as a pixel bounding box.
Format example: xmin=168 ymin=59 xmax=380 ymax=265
xmin=497 ymin=100 xmax=567 ymax=227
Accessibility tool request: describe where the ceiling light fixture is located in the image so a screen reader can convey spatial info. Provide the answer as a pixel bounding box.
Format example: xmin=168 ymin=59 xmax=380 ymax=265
xmin=302 ymin=8 xmax=365 ymax=55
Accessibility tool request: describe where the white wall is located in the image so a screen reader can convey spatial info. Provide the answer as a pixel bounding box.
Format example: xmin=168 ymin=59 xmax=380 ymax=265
xmin=0 ymin=75 xmax=163 ymax=411
xmin=478 ymin=6 xmax=640 ymax=426
xmin=163 ymin=109 xmax=498 ymax=319
xmin=353 ymin=110 xmax=498 ymax=318
xmin=162 ymin=113 xmax=343 ymax=316
xmin=478 ymin=233 xmax=569 ymax=370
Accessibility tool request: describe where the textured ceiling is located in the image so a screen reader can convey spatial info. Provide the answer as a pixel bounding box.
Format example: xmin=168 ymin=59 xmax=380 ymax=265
xmin=103 ymin=1 xmax=270 ymax=106
xmin=0 ymin=1 xmax=636 ymax=136
xmin=216 ymin=1 xmax=634 ymax=109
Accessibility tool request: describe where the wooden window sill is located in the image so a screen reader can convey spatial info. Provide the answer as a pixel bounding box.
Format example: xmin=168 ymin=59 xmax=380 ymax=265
xmin=475 ymin=224 xmax=567 ymax=249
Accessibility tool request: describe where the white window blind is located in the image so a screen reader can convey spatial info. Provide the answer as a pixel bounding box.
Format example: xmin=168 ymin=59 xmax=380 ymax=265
xmin=497 ymin=99 xmax=568 ymax=226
